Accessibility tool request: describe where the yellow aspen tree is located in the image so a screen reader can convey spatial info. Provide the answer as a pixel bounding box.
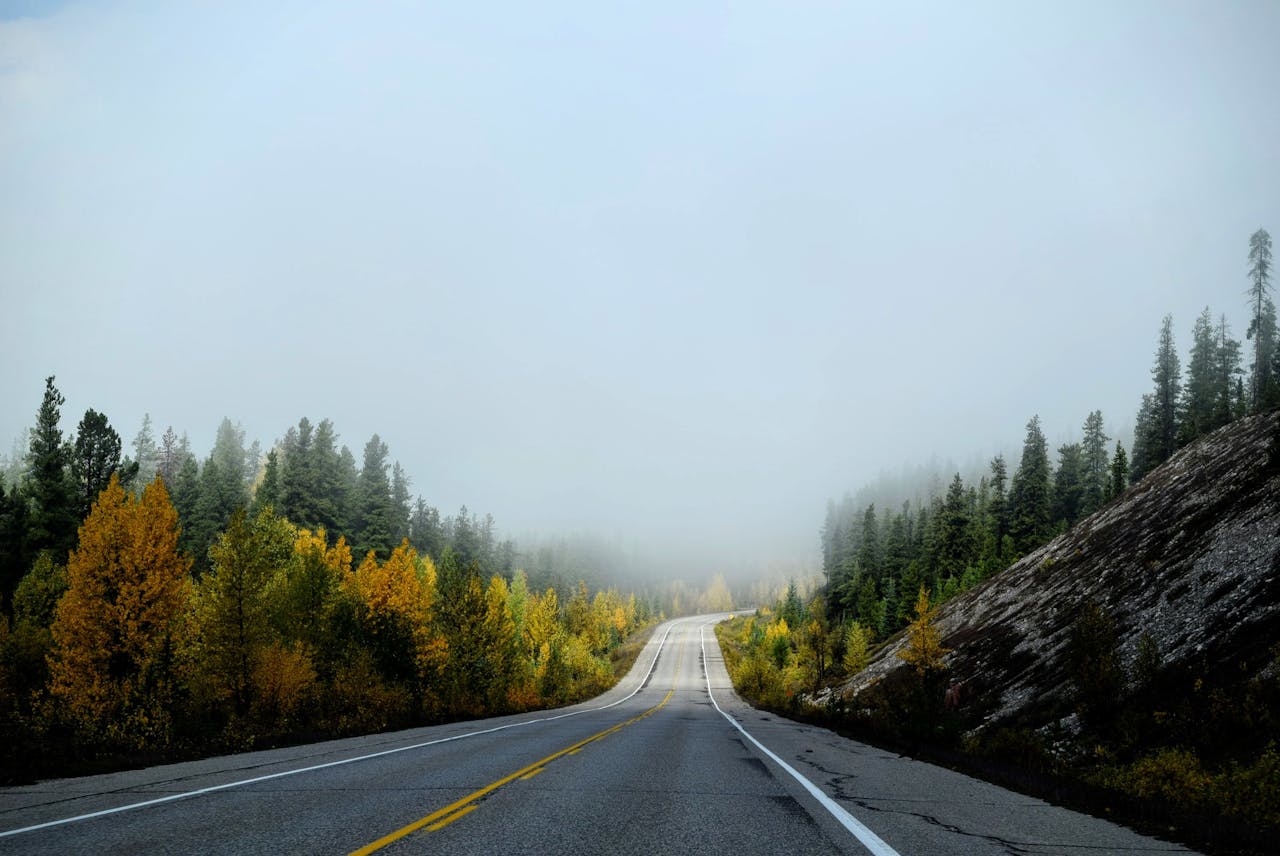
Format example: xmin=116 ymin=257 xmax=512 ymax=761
xmin=48 ymin=475 xmax=191 ymax=748
xmin=897 ymin=585 xmax=950 ymax=677
xmin=484 ymin=575 xmax=519 ymax=707
xmin=349 ymin=540 xmax=433 ymax=685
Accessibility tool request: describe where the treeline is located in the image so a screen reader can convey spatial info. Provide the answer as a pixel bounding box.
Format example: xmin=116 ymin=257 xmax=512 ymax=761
xmin=0 ymin=380 xmax=657 ymax=780
xmin=820 ymin=226 xmax=1279 ymax=645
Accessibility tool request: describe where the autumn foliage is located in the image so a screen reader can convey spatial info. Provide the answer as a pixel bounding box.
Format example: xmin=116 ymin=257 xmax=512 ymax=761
xmin=4 ymin=475 xmax=651 ymax=772
xmin=47 ymin=474 xmax=191 ymax=749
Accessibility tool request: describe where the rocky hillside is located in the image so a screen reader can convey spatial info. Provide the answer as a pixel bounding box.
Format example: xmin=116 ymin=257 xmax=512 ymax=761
xmin=827 ymin=410 xmax=1280 ymax=730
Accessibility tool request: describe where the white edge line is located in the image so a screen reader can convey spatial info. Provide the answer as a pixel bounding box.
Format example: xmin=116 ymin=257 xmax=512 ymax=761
xmin=0 ymin=619 xmax=685 ymax=839
xmin=700 ymin=621 xmax=901 ymax=856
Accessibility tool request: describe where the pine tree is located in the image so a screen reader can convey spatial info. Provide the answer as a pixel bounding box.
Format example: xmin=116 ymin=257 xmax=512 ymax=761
xmin=1129 ymin=393 xmax=1157 ymax=484
xmin=252 ymin=448 xmax=281 ymax=516
xmin=1212 ymin=315 xmax=1243 ymax=431
xmin=71 ymin=408 xmax=124 ymax=518
xmin=390 ymin=462 xmax=411 ymax=547
xmin=157 ymin=426 xmax=182 ymax=487
xmin=131 ymin=414 xmax=158 ymax=491
xmin=1008 ymin=415 xmax=1052 ymax=554
xmin=1180 ymin=308 xmax=1218 ymax=444
xmin=988 ymin=455 xmax=1009 ymax=547
xmin=280 ymin=418 xmax=315 ymax=527
xmin=937 ymin=474 xmax=972 ymax=577
xmin=23 ymin=377 xmax=78 ymax=559
xmin=47 ymin=475 xmax=191 ymax=748
xmin=1247 ymin=228 xmax=1276 ymax=411
xmin=1052 ymin=443 xmax=1085 ymax=529
xmin=210 ymin=418 xmax=251 ymax=510
xmin=858 ymin=504 xmax=881 ymax=581
xmin=1106 ymin=442 xmax=1128 ymax=502
xmin=1151 ymin=314 xmax=1182 ymax=465
xmin=1080 ymin=411 xmax=1109 ymax=517
xmin=353 ymin=435 xmax=394 ymax=560
xmin=409 ymin=498 xmax=444 ymax=559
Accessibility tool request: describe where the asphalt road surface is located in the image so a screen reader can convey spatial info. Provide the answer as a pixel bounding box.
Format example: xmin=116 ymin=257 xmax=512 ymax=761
xmin=0 ymin=616 xmax=1197 ymax=854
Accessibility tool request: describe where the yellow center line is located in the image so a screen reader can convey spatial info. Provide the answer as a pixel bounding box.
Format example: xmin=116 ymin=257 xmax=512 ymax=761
xmin=348 ymin=642 xmax=684 ymax=855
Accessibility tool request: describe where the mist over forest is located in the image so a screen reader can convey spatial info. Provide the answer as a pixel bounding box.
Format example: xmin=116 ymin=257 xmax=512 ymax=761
xmin=4 ymin=2 xmax=1278 ymax=588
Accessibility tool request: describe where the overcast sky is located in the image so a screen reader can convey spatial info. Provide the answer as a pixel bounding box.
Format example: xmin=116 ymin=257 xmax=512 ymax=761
xmin=2 ymin=1 xmax=1278 ymax=578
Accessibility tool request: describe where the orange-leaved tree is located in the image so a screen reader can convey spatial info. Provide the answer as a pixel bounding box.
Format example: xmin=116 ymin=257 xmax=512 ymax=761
xmin=48 ymin=474 xmax=191 ymax=749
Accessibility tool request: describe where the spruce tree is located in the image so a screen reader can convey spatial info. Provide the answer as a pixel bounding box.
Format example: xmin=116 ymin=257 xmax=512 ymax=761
xmin=1079 ymin=411 xmax=1109 ymax=517
xmin=1212 ymin=315 xmax=1244 ymax=430
xmin=22 ymin=376 xmax=78 ymax=559
xmin=1052 ymin=443 xmax=1085 ymax=529
xmin=988 ymin=455 xmax=1009 ymax=547
xmin=1129 ymin=393 xmax=1157 ymax=484
xmin=937 ymin=474 xmax=972 ymax=577
xmin=353 ymin=434 xmax=394 ymax=560
xmin=1107 ymin=442 xmax=1128 ymax=502
xmin=131 ymin=414 xmax=158 ymax=490
xmin=71 ymin=408 xmax=124 ymax=518
xmin=390 ymin=462 xmax=411 ymax=547
xmin=1008 ymin=415 xmax=1052 ymax=554
xmin=1180 ymin=308 xmax=1218 ymax=445
xmin=1247 ymin=228 xmax=1276 ymax=411
xmin=1151 ymin=314 xmax=1182 ymax=465
xmin=858 ymin=504 xmax=881 ymax=582
xmin=252 ymin=448 xmax=281 ymax=515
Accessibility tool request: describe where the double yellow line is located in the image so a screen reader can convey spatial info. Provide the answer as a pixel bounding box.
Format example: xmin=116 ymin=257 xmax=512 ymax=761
xmin=350 ymin=653 xmax=681 ymax=855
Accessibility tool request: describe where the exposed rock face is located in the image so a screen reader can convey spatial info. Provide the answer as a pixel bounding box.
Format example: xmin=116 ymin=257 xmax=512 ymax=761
xmin=828 ymin=411 xmax=1280 ymax=728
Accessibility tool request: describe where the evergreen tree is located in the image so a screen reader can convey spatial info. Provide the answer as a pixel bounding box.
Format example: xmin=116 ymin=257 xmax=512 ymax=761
xmin=937 ymin=474 xmax=972 ymax=577
xmin=131 ymin=414 xmax=158 ymax=490
xmin=1052 ymin=443 xmax=1085 ymax=529
xmin=855 ymin=576 xmax=881 ymax=638
xmin=252 ymin=448 xmax=281 ymax=516
xmin=1151 ymin=314 xmax=1182 ymax=466
xmin=1180 ymin=308 xmax=1218 ymax=444
xmin=390 ymin=462 xmax=411 ymax=547
xmin=1129 ymin=393 xmax=1157 ymax=484
xmin=1008 ymin=415 xmax=1052 ymax=554
xmin=157 ymin=426 xmax=182 ymax=487
xmin=210 ymin=418 xmax=251 ymax=509
xmin=22 ymin=376 xmax=78 ymax=559
xmin=71 ymin=408 xmax=124 ymax=518
xmin=353 ymin=434 xmax=394 ymax=560
xmin=311 ymin=419 xmax=345 ymax=533
xmin=1213 ymin=315 xmax=1244 ymax=429
xmin=858 ymin=504 xmax=881 ymax=581
xmin=171 ymin=453 xmax=200 ymax=534
xmin=409 ymin=498 xmax=444 ymax=559
xmin=1247 ymin=228 xmax=1276 ymax=411
xmin=1106 ymin=442 xmax=1128 ymax=502
xmin=280 ymin=418 xmax=315 ymax=526
xmin=988 ymin=455 xmax=1009 ymax=547
xmin=1079 ymin=411 xmax=1109 ymax=517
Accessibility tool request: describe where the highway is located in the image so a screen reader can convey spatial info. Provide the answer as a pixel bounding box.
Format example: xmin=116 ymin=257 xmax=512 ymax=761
xmin=0 ymin=616 xmax=1196 ymax=854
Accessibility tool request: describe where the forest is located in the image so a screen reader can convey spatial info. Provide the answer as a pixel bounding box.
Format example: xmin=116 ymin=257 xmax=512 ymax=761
xmin=0 ymin=384 xmax=738 ymax=781
xmin=718 ymin=228 xmax=1280 ymax=843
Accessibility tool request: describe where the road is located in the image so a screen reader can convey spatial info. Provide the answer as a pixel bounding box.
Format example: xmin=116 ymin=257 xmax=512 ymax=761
xmin=0 ymin=616 xmax=1196 ymax=855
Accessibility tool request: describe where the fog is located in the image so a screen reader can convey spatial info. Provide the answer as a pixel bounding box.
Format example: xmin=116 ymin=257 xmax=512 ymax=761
xmin=2 ymin=1 xmax=1278 ymax=581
